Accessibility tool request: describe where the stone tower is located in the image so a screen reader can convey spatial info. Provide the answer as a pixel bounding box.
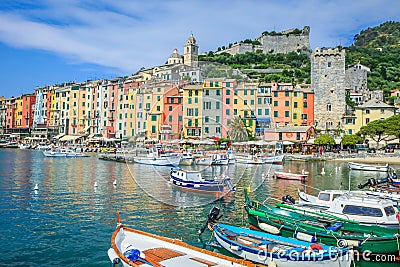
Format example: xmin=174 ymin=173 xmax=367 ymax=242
xmin=184 ymin=34 xmax=198 ymax=67
xmin=311 ymin=47 xmax=346 ymax=131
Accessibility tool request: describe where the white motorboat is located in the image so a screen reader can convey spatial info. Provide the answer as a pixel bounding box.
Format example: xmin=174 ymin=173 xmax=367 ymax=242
xmin=294 ymin=189 xmax=400 ymax=226
xmin=194 ymin=156 xmax=213 ymax=166
xmin=133 ymin=150 xmax=180 ymax=167
xmin=235 ymin=154 xmax=264 ymax=164
xmin=263 ymin=154 xmax=284 ymax=164
xmin=211 ymin=153 xmax=229 ymax=165
xmin=179 ymin=152 xmax=194 ymax=166
xmin=18 ymin=143 xmax=31 ymax=149
xmin=43 ymin=147 xmax=88 ymax=157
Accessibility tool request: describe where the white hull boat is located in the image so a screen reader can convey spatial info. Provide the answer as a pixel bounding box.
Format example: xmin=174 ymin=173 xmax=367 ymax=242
xmin=348 ymin=161 xmax=389 ymax=172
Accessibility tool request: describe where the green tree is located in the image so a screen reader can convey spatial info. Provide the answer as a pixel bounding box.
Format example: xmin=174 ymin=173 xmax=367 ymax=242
xmin=314 ymin=134 xmax=335 ymax=145
xmin=357 ymin=119 xmax=388 ymax=147
xmin=341 ymin=135 xmax=360 ymax=146
xmin=228 ymin=117 xmax=249 ymax=142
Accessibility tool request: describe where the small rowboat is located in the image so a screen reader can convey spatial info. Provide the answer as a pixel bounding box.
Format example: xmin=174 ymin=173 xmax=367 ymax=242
xmin=214 ymin=223 xmax=353 ymax=267
xmin=348 ymin=162 xmax=389 ymax=172
xmin=108 ymin=213 xmax=262 ymax=267
xmin=274 ymin=171 xmax=307 ymax=181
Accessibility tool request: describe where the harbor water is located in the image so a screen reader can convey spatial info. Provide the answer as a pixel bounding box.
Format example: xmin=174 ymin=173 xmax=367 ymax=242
xmin=0 ymin=149 xmax=398 ymax=266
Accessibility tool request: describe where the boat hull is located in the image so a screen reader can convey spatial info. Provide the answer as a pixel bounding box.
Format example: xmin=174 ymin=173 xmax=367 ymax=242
xmin=214 ymin=224 xmax=352 ymax=267
xmin=274 ymin=171 xmax=307 ymax=181
xmin=133 ymin=156 xmax=180 ymax=167
xmin=348 ymin=162 xmax=389 ymax=172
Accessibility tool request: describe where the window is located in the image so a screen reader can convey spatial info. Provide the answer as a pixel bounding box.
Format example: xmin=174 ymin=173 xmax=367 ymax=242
xmin=169 ymin=106 xmax=172 ymax=111
xmin=285 ymin=91 xmax=289 ymax=97
xmin=205 ymin=116 xmax=209 ymax=122
xmin=234 ymin=109 xmax=237 ymax=115
xmin=169 ymin=115 xmax=172 ymax=122
xmin=244 ymin=100 xmax=247 ymax=105
xmin=226 ymin=109 xmax=230 ymax=115
xmin=204 ymin=102 xmax=211 ymax=109
xmin=296 ymin=132 xmax=300 ymax=140
xmin=244 ymin=90 xmax=247 ymax=95
xmin=216 ymin=89 xmax=220 ymax=96
xmin=216 ymin=116 xmax=220 ymax=123
xmin=264 ymin=109 xmax=269 ymax=115
xmin=285 ymin=111 xmax=290 ymax=117
xmin=178 ymin=116 xmax=182 ymax=122
xmin=328 ymin=62 xmax=331 ymax=67
xmin=258 ymin=98 xmax=262 ymax=104
xmin=226 ymin=89 xmax=230 ymax=95
xmin=194 ymin=97 xmax=198 ymax=103
xmin=188 ymin=98 xmax=192 ymax=104
xmin=274 ymin=111 xmax=278 ymax=117
xmin=294 ymin=102 xmax=298 ymax=108
xmin=304 ymin=102 xmax=308 ymax=108
xmin=327 ymin=104 xmax=331 ymax=111
xmin=293 ymin=113 xmax=297 ymax=119
xmin=151 ymin=125 xmax=156 ymax=134
xmin=250 ymin=90 xmax=254 ymax=95
xmin=216 ymin=127 xmax=221 ymax=134
xmin=274 ymin=101 xmax=278 ymax=106
xmin=234 ymin=99 xmax=238 ymax=104
xmin=304 ymin=93 xmax=307 ymax=99
xmin=342 ymin=205 xmax=383 ymax=217
xmin=216 ymin=102 xmax=220 ymax=109
xmin=151 ymin=115 xmax=157 ymax=121
xmin=285 ymin=101 xmax=289 ymax=106
xmin=226 ymin=98 xmax=230 ymax=105
xmin=278 ymin=132 xmax=282 ymax=140
xmin=157 ymin=96 xmax=161 ymax=101
xmin=274 ymin=91 xmax=278 ymax=97
xmin=366 ymin=110 xmax=370 ymax=114
xmin=258 ymin=109 xmax=262 ymax=115
xmin=205 ymin=127 xmax=209 ymax=133
xmin=366 ymin=118 xmax=370 ymax=124
xmin=156 ymin=106 xmax=160 ymax=111
xmin=234 ymin=90 xmax=238 ymax=96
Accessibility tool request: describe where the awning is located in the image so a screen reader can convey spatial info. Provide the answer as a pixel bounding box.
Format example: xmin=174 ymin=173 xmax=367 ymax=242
xmin=53 ymin=133 xmax=65 ymax=139
xmin=60 ymin=135 xmax=82 ymax=142
xmin=256 ymin=118 xmax=271 ymax=123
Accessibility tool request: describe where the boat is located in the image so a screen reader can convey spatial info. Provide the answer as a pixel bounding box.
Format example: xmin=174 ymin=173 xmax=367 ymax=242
xmin=235 ymin=154 xmax=264 ymax=164
xmin=108 ymin=214 xmax=261 ymax=267
xmin=194 ymin=156 xmax=213 ymax=166
xmin=43 ymin=147 xmax=88 ymax=157
xmin=18 ymin=143 xmax=31 ymax=149
xmin=274 ymin=171 xmax=307 ymax=181
xmin=213 ymin=223 xmax=353 ymax=267
xmin=179 ymin=152 xmax=194 ymax=166
xmin=4 ymin=141 xmax=19 ymax=148
xmin=211 ymin=153 xmax=229 ymax=165
xmin=295 ymin=188 xmax=400 ymax=226
xmin=348 ymin=161 xmax=389 ymax=172
xmin=227 ymin=150 xmax=236 ymax=164
xmin=133 ymin=150 xmax=181 ymax=167
xmin=169 ymin=169 xmax=235 ymax=193
xmin=244 ymin=189 xmax=400 ymax=254
xmin=263 ymin=154 xmax=284 ymax=164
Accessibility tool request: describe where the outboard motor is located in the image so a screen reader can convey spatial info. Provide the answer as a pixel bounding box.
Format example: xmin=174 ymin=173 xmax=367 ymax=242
xmin=357 ymin=178 xmax=377 ymax=189
xmin=282 ymin=194 xmax=296 ymax=204
xmin=198 ymin=206 xmax=223 ymax=236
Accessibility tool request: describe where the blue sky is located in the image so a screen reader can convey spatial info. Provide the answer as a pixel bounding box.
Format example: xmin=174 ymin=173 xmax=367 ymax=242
xmin=0 ymin=0 xmax=399 ymax=98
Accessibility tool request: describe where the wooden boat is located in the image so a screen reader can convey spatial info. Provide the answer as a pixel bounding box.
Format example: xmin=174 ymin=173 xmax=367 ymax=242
xmin=235 ymin=154 xmax=264 ymax=164
xmin=169 ymin=169 xmax=235 ymax=193
xmin=291 ymin=188 xmax=400 ymax=226
xmin=348 ymin=161 xmax=389 ymax=172
xmin=263 ymin=154 xmax=284 ymax=164
xmin=244 ymin=189 xmax=400 ymax=254
xmin=213 ymin=223 xmax=353 ymax=267
xmin=133 ymin=150 xmax=180 ymax=167
xmin=274 ymin=171 xmax=307 ymax=181
xmin=194 ymin=156 xmax=213 ymax=166
xmin=108 ymin=214 xmax=262 ymax=267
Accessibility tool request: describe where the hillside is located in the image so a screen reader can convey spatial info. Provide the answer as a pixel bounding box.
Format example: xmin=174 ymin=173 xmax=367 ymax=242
xmin=199 ymin=21 xmax=400 ymax=100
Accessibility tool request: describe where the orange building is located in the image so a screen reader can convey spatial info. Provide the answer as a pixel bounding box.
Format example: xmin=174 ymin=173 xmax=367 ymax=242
xmin=161 ymin=86 xmax=183 ymax=142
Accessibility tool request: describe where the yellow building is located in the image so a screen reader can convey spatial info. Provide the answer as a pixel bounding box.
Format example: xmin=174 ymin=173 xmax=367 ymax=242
xmin=14 ymin=97 xmax=23 ymax=127
xmin=292 ymin=87 xmax=303 ymax=126
xmin=233 ymin=82 xmax=258 ymax=136
xmin=343 ymin=99 xmax=396 ymax=135
xmin=126 ymin=87 xmax=138 ymax=138
xmin=147 ymin=84 xmax=168 ymax=140
xmin=182 ymin=84 xmax=202 ymax=138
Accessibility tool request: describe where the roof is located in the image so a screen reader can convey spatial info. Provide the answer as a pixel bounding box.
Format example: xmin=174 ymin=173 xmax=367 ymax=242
xmin=264 ymin=126 xmax=313 ymax=133
xmin=357 ymin=99 xmax=396 ymax=109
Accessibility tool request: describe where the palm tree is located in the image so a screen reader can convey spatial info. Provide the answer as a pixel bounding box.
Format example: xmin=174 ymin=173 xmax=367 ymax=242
xmin=228 ymin=116 xmax=249 ymax=142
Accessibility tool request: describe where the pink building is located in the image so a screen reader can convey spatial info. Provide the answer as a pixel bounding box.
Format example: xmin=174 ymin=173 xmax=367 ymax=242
xmin=161 ymin=86 xmax=183 ymax=142
xmin=221 ymin=79 xmax=237 ymax=138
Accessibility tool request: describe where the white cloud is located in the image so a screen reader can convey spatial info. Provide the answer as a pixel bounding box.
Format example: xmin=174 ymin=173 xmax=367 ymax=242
xmin=0 ymin=0 xmax=399 ymax=75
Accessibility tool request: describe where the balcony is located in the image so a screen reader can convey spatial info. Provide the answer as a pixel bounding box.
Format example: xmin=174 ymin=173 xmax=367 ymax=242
xmin=160 ymin=125 xmax=172 ymax=134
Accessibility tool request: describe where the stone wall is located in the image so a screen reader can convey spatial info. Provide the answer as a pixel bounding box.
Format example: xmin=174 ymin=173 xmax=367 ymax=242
xmin=311 ymin=48 xmax=346 ymax=130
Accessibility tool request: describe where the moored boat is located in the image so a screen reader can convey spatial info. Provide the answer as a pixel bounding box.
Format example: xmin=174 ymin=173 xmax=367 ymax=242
xmin=179 ymin=152 xmax=194 ymax=166
xmin=211 ymin=153 xmax=229 ymax=165
xmin=274 ymin=171 xmax=307 ymax=181
xmin=133 ymin=150 xmax=180 ymax=167
xmin=348 ymin=161 xmax=389 ymax=172
xmin=235 ymin=154 xmax=264 ymax=164
xmin=194 ymin=156 xmax=213 ymax=166
xmin=263 ymin=154 xmax=284 ymax=164
xmin=213 ymin=223 xmax=353 ymax=267
xmin=169 ymin=169 xmax=235 ymax=193
xmin=244 ymin=189 xmax=400 ymax=254
xmin=108 ymin=214 xmax=261 ymax=267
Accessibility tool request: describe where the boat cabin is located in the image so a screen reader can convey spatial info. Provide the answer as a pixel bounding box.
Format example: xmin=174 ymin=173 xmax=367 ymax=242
xmin=172 ymin=170 xmax=204 ymax=182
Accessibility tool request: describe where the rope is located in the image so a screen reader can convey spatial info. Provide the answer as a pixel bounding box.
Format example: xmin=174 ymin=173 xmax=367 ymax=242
xmin=361 ymin=234 xmax=371 ymax=245
xmin=395 ymin=233 xmax=400 ymax=257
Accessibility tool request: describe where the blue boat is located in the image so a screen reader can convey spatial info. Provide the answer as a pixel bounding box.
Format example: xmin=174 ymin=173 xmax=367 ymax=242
xmin=213 ymin=223 xmax=353 ymax=267
xmin=169 ymin=169 xmax=235 ymax=194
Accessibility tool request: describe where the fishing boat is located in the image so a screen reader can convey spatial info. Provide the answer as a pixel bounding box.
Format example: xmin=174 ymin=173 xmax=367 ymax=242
xmin=108 ymin=214 xmax=261 ymax=267
xmin=263 ymin=154 xmax=284 ymax=164
xmin=211 ymin=153 xmax=229 ymax=165
xmin=274 ymin=171 xmax=307 ymax=181
xmin=133 ymin=150 xmax=181 ymax=167
xmin=294 ymin=188 xmax=400 ymax=226
xmin=169 ymin=169 xmax=235 ymax=193
xmin=348 ymin=161 xmax=389 ymax=172
xmin=235 ymin=154 xmax=264 ymax=164
xmin=244 ymin=189 xmax=400 ymax=254
xmin=194 ymin=156 xmax=213 ymax=166
xmin=179 ymin=152 xmax=194 ymax=166
xmin=213 ymin=223 xmax=353 ymax=267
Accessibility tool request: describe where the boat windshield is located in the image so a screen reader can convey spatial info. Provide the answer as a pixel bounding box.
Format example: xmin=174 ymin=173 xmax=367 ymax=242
xmin=384 ymin=206 xmax=396 ymax=216
xmin=318 ymin=193 xmax=331 ymax=201
xmin=342 ymin=205 xmax=383 ymax=217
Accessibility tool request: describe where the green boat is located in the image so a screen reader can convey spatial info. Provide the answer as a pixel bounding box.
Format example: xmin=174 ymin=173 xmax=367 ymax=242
xmin=244 ymin=189 xmax=400 ymax=255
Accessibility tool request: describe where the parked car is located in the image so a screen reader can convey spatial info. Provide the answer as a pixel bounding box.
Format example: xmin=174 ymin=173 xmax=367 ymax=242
xmin=355 ymin=144 xmax=375 ymax=153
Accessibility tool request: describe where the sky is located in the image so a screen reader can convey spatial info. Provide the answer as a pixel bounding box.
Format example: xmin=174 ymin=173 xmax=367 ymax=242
xmin=0 ymin=0 xmax=399 ymax=98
